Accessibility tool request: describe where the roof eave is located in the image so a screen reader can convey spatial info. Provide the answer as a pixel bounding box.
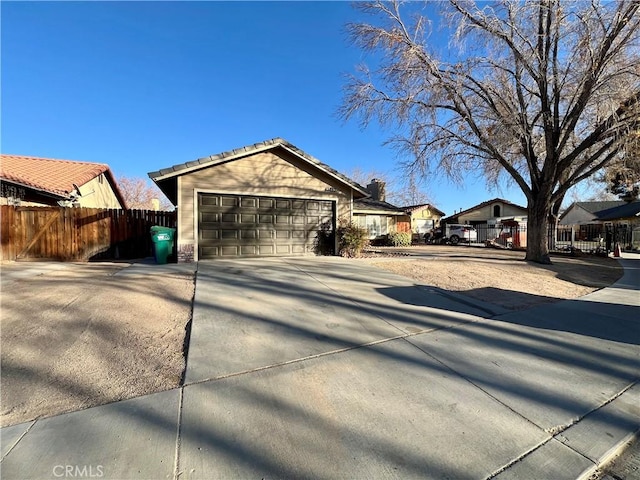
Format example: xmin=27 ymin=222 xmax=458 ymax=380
xmin=148 ymin=143 xmax=278 ymax=181
xmin=0 ymin=178 xmax=69 ymax=199
xmin=278 ymin=144 xmax=369 ymax=197
xmin=147 ymin=139 xmax=369 ymax=198
xmin=353 ymin=209 xmax=407 ymax=216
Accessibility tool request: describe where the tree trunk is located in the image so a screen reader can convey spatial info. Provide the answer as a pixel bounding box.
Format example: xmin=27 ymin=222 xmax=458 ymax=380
xmin=526 ymin=198 xmax=552 ymax=264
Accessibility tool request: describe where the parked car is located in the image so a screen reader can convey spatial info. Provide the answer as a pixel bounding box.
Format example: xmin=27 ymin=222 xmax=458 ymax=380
xmin=445 ymin=224 xmax=478 ymax=245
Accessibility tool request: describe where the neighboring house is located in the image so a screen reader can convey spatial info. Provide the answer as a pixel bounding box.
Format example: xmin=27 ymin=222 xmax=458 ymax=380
xmin=442 ymin=198 xmax=528 ymax=226
xmin=402 ymin=203 xmax=446 ymax=235
xmin=441 ymin=197 xmax=527 ymax=244
xmin=594 ymin=201 xmax=640 ymax=223
xmin=148 ymin=138 xmax=369 ymax=261
xmin=559 ymin=200 xmax=640 ymax=250
xmin=353 ymin=179 xmax=410 ymax=239
xmin=0 ymin=154 xmax=126 ymax=209
xmin=559 ymin=201 xmax=627 ymax=225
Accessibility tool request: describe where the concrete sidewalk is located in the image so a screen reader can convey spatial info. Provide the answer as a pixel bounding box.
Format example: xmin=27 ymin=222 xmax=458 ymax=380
xmin=1 ymin=254 xmax=638 ymax=479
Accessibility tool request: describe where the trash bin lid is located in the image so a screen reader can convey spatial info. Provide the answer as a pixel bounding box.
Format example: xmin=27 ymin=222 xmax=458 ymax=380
xmin=150 ymin=226 xmax=176 ymax=238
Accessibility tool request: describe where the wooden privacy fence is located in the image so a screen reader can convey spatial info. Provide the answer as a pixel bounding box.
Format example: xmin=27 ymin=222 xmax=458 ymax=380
xmin=0 ymin=206 xmax=176 ymax=262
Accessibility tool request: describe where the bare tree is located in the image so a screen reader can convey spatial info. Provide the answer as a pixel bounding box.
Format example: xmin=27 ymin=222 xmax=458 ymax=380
xmin=347 ymin=166 xmax=434 ymax=206
xmin=117 ymin=176 xmax=173 ymax=211
xmin=602 ymin=130 xmax=640 ymax=200
xmin=346 ymin=166 xmax=392 ymax=189
xmin=341 ymin=0 xmax=640 ymax=263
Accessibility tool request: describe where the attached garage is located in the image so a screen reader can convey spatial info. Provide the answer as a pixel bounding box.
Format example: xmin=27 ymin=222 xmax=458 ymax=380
xmin=148 ymin=138 xmax=368 ymax=261
xmin=198 ymin=193 xmax=334 ymax=259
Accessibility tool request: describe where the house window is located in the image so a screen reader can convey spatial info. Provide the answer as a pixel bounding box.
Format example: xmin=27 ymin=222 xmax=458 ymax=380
xmin=493 ymin=205 xmax=501 ymax=217
xmin=355 ymin=215 xmax=389 ymax=238
xmin=365 ymin=215 xmax=388 ymax=238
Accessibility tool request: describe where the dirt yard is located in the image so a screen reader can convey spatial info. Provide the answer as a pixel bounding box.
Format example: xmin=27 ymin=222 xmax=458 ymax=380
xmin=361 ymin=245 xmax=623 ymax=311
xmin=0 ymin=262 xmax=195 ymax=427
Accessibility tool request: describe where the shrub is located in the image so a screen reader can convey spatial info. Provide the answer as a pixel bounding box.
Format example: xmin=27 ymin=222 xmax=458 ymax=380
xmin=337 ymin=219 xmax=369 ymax=257
xmin=369 ymin=235 xmax=388 ymax=247
xmin=314 ymin=221 xmax=335 ymax=255
xmin=387 ymin=232 xmax=412 ymax=247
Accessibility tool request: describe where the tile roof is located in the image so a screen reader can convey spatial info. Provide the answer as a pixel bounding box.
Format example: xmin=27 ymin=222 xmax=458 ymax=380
xmin=147 ymin=137 xmax=369 ymax=197
xmin=0 ymin=154 xmax=111 ymax=198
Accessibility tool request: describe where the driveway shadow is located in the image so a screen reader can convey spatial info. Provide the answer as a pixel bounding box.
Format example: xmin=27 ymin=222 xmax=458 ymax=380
xmin=378 ymin=284 xmax=640 ymax=345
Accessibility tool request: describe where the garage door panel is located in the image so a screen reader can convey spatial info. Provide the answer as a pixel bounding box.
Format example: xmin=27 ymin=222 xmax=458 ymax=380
xmin=201 ymin=213 xmax=220 ymax=223
xmin=256 ymin=229 xmax=273 ymax=239
xmin=220 ymin=246 xmax=239 ymax=256
xmin=241 ymin=198 xmax=257 ymax=208
xmin=200 ymin=196 xmax=219 ymax=207
xmin=221 ymin=196 xmax=238 ymax=207
xmin=276 ymin=245 xmax=291 ymax=254
xmin=200 ymin=246 xmax=219 ymax=257
xmin=201 ymin=230 xmax=219 ymax=240
xmin=240 ymin=230 xmax=257 ymax=239
xmin=220 ymin=230 xmax=238 ymax=240
xmin=241 ymin=245 xmax=257 ymax=255
xmin=291 ymin=244 xmax=306 ymax=254
xmin=198 ymin=193 xmax=334 ymax=259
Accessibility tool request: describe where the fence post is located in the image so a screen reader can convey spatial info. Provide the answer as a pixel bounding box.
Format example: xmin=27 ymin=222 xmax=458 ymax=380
xmin=570 ymin=226 xmax=575 ymax=249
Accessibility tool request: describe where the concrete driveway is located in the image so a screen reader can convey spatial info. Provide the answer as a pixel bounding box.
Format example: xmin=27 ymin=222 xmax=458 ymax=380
xmin=2 ymin=256 xmax=639 ymax=479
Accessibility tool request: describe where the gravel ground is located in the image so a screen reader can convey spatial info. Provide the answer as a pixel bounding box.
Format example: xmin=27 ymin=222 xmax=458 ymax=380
xmin=0 ymin=261 xmax=195 ymax=427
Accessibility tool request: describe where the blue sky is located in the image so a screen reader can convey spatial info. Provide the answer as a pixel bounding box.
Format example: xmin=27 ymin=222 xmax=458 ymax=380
xmin=1 ymin=1 xmax=528 ymax=215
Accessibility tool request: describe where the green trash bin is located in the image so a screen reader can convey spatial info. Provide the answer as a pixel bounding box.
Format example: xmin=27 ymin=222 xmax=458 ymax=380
xmin=150 ymin=226 xmax=176 ymax=264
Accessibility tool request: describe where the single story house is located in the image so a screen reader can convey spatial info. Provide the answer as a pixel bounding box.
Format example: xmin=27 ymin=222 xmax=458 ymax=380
xmin=402 ymin=203 xmax=446 ymax=234
xmin=594 ymin=201 xmax=640 ymax=223
xmin=558 ymin=200 xmax=640 ymax=251
xmin=441 ymin=197 xmax=527 ymax=244
xmin=559 ymin=201 xmax=628 ymax=225
xmin=353 ymin=179 xmax=410 ymax=239
xmin=442 ymin=198 xmax=528 ymax=226
xmin=148 ymin=138 xmax=370 ymax=261
xmin=0 ymin=154 xmax=126 ymax=209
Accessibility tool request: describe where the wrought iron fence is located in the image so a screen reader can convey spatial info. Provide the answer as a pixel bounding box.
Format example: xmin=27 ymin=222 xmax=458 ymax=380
xmin=469 ymin=223 xmax=637 ymax=253
xmin=550 ymin=223 xmax=637 ymax=253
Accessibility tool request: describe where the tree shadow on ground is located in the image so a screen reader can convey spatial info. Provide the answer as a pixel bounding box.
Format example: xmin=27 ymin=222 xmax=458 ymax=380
xmin=2 ymin=256 xmax=637 ymax=480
